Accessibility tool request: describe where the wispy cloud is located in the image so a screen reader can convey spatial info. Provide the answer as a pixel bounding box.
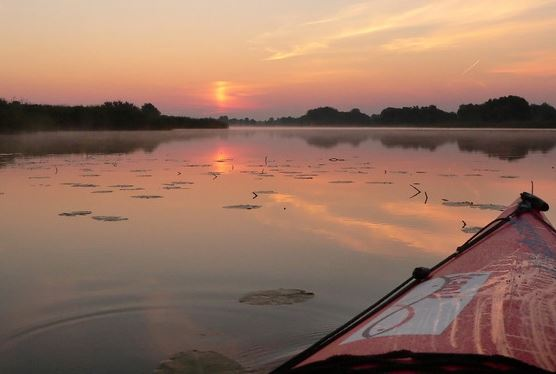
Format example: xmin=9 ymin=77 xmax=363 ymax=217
xmin=255 ymin=0 xmax=556 ymax=61
xmin=462 ymin=60 xmax=480 ymax=75
xmin=491 ymin=51 xmax=556 ymax=76
xmin=265 ymin=42 xmax=328 ymax=61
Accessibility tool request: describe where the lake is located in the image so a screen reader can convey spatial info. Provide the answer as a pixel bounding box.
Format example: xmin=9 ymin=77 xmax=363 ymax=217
xmin=1 ymin=127 xmax=555 ymax=373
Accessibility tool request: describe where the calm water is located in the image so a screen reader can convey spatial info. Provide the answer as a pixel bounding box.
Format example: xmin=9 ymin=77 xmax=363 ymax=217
xmin=1 ymin=127 xmax=556 ymax=373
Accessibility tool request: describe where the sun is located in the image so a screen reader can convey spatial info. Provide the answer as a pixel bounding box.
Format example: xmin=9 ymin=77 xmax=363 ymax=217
xmin=214 ymin=81 xmax=229 ymax=107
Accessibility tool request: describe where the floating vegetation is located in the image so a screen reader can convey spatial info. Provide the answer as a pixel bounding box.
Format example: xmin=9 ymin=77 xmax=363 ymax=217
xmin=184 ymin=164 xmax=212 ymax=168
xmin=462 ymin=226 xmax=482 ymax=234
xmin=500 ymin=175 xmax=519 ymax=179
xmin=131 ymin=195 xmax=163 ymax=199
xmin=390 ymin=170 xmax=408 ymax=174
xmin=170 ymin=181 xmax=194 ymax=185
xmin=120 ymin=187 xmax=144 ymax=191
xmin=130 ymin=169 xmax=151 ymax=172
xmin=471 ymin=203 xmax=507 ymax=211
xmin=442 ymin=200 xmax=507 ymax=211
xmin=109 ymin=184 xmax=134 ymax=188
xmin=239 ymin=288 xmax=315 ymax=305
xmin=92 ymin=216 xmax=128 ymax=222
xmin=438 ymin=174 xmax=457 ymax=177
xmin=415 ymin=171 xmax=427 ymax=174
xmin=328 ymin=157 xmax=345 ymax=162
xmin=81 ymin=174 xmax=100 ymax=177
xmin=464 ymin=174 xmax=483 ymax=177
xmin=366 ymin=181 xmax=393 ymax=185
xmin=253 ymin=190 xmax=277 ymax=194
xmin=223 ymin=204 xmax=261 ymax=210
xmin=329 ymin=180 xmax=354 ymax=184
xmin=136 ymin=174 xmax=152 ymax=177
xmin=69 ymin=183 xmax=98 ymax=188
xmin=28 ymin=176 xmax=50 ymax=179
xmin=293 ymin=176 xmax=313 ymax=180
xmin=473 ymin=168 xmax=500 ymax=172
xmin=163 ymin=186 xmax=187 ymax=190
xmin=154 ymin=350 xmax=244 ymax=374
xmin=91 ymin=190 xmax=113 ymax=194
xmin=59 ymin=211 xmax=92 ymax=217
xmin=442 ymin=201 xmax=474 ymax=207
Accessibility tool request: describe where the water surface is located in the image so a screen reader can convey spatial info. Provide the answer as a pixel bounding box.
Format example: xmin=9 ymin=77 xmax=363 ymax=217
xmin=1 ymin=127 xmax=555 ymax=373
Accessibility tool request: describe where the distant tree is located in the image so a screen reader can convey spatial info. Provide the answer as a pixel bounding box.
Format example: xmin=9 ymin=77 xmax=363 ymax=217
xmin=530 ymin=103 xmax=556 ymax=121
xmin=141 ymin=103 xmax=161 ymax=117
xmin=380 ymin=105 xmax=455 ymax=124
xmin=458 ymin=95 xmax=531 ymax=122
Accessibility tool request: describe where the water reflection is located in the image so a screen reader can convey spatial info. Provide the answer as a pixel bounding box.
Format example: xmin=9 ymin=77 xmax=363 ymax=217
xmin=1 ymin=127 xmax=556 ymax=373
xmin=1 ymin=128 xmax=555 ymax=163
xmin=277 ymin=128 xmax=556 ymax=160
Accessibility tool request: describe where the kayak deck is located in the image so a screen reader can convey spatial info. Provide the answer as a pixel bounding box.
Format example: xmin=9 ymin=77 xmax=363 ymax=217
xmin=274 ymin=193 xmax=556 ymax=372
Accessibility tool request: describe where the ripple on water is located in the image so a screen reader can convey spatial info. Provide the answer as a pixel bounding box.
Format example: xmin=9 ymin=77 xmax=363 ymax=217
xmin=3 ymin=305 xmax=175 ymax=345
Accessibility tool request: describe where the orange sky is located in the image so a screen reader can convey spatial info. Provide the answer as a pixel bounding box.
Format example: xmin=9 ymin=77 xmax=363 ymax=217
xmin=1 ymin=1 xmax=555 ymax=119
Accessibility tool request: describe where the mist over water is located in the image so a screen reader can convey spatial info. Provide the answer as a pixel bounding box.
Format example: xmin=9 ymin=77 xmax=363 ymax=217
xmin=1 ymin=127 xmax=555 ymax=373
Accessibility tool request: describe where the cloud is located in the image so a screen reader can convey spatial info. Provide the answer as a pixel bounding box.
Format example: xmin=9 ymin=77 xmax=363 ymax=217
xmin=256 ymin=0 xmax=556 ymax=61
xmin=491 ymin=51 xmax=556 ymax=76
xmin=462 ymin=60 xmax=480 ymax=75
xmin=264 ymin=42 xmax=328 ymax=61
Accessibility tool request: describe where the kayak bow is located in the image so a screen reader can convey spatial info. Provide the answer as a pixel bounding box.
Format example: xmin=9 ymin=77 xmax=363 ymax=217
xmin=274 ymin=192 xmax=556 ymax=373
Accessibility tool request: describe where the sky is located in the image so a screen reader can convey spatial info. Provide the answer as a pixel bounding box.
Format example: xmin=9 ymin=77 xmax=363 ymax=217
xmin=1 ymin=0 xmax=555 ymax=119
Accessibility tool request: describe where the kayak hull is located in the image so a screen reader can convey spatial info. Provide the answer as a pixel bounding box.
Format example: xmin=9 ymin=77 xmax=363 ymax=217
xmin=276 ymin=194 xmax=556 ymax=372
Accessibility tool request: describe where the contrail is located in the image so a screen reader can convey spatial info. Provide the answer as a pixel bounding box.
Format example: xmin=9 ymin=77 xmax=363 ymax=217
xmin=462 ymin=59 xmax=480 ymax=75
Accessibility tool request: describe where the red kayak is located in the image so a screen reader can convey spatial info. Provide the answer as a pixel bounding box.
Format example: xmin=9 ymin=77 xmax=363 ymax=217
xmin=274 ymin=192 xmax=556 ymax=373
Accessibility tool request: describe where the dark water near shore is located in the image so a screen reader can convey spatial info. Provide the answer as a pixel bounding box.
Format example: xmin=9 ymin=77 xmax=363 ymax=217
xmin=1 ymin=127 xmax=555 ymax=373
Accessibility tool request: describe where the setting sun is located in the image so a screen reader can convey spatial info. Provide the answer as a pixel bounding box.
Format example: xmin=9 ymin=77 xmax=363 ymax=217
xmin=214 ymin=81 xmax=229 ymax=107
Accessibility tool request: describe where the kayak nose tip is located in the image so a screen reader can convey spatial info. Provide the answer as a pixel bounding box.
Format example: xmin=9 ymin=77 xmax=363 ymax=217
xmin=520 ymin=192 xmax=549 ymax=212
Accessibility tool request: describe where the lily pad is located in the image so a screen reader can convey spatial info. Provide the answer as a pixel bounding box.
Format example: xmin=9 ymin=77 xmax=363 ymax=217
xmin=239 ymin=288 xmax=314 ymax=305
xmin=163 ymin=186 xmax=187 ymax=190
xmin=154 ymin=350 xmax=244 ymax=374
xmin=59 ymin=211 xmax=92 ymax=217
xmin=442 ymin=200 xmax=507 ymax=211
xmin=92 ymin=216 xmax=128 ymax=222
xmin=462 ymin=226 xmax=482 ymax=234
xmin=70 ymin=183 xmax=98 ymax=188
xmin=442 ymin=201 xmax=474 ymax=207
xmin=223 ymin=204 xmax=261 ymax=210
xmin=471 ymin=203 xmax=507 ymax=211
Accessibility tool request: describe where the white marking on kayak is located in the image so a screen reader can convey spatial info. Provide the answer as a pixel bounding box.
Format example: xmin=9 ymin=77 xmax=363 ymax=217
xmin=342 ymin=272 xmax=490 ymax=344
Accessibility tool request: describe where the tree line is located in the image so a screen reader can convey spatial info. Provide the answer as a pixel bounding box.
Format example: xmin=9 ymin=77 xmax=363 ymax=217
xmin=227 ymin=95 xmax=556 ymax=127
xmin=0 ymin=100 xmax=226 ymax=132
